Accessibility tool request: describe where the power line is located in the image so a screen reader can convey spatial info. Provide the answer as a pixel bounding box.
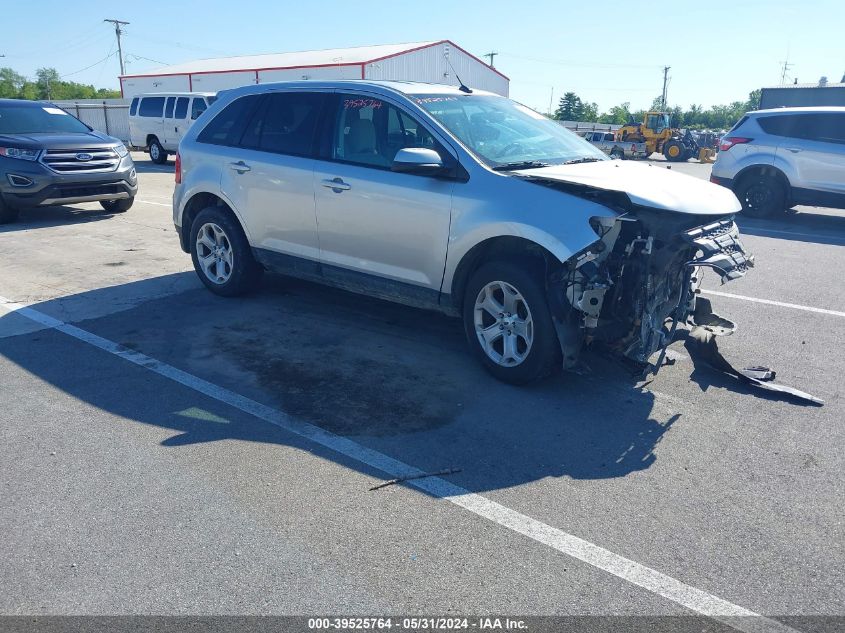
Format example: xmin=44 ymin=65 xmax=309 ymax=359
xmin=498 ymin=52 xmax=662 ymax=70
xmin=61 ymin=51 xmax=118 ymax=78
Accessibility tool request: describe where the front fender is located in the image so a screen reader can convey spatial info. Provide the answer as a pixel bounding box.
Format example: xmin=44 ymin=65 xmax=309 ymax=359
xmin=442 ymin=177 xmax=617 ymax=294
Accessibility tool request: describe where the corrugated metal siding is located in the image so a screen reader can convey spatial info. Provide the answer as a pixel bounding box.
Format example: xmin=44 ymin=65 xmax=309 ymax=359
xmin=259 ymin=65 xmax=362 ymax=83
xmin=190 ymin=70 xmax=258 ymax=92
xmin=363 ymin=42 xmax=508 ymax=96
xmin=54 ymin=103 xmax=131 ymax=142
xmin=760 ymin=86 xmax=845 ymax=108
xmin=121 ymin=74 xmax=191 ymax=98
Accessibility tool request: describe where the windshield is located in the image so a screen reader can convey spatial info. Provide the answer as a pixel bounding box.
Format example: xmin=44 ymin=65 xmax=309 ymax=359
xmin=415 ymin=94 xmax=606 ymax=168
xmin=0 ymin=104 xmax=91 ymax=135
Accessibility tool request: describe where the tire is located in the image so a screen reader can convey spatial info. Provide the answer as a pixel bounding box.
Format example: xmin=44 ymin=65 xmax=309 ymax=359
xmin=734 ymin=174 xmax=786 ymax=218
xmin=148 ymin=137 xmax=167 ymax=164
xmin=610 ymin=149 xmax=624 ymax=160
xmin=100 ymin=197 xmax=134 ymax=213
xmin=189 ymin=206 xmax=263 ymax=297
xmin=0 ymin=197 xmax=20 ymax=225
xmin=663 ymin=140 xmax=686 ymax=162
xmin=463 ymin=259 xmax=561 ymax=385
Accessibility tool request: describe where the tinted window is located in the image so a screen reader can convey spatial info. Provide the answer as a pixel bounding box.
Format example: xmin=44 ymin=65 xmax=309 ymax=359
xmin=333 ymin=95 xmax=437 ymax=168
xmin=164 ymin=97 xmax=175 ymax=118
xmin=129 ymin=97 xmax=139 ymax=116
xmin=241 ymin=92 xmax=324 ymax=156
xmin=139 ymin=97 xmax=165 ymax=117
xmin=196 ymin=95 xmax=261 ymax=146
xmin=758 ymin=113 xmax=845 ymax=144
xmin=191 ymin=98 xmax=207 ymax=120
xmin=174 ymin=97 xmax=189 ymax=119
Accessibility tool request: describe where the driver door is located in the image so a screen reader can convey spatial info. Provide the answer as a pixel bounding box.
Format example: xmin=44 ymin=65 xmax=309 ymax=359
xmin=313 ymin=93 xmax=455 ymax=304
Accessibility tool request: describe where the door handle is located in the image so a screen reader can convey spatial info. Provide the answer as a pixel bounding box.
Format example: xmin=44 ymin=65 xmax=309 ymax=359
xmin=229 ymin=161 xmax=251 ymax=173
xmin=175 ymin=126 xmax=178 ymax=133
xmin=321 ymin=177 xmax=351 ymax=192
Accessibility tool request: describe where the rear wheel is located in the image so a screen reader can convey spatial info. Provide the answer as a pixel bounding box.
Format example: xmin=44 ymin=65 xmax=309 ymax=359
xmin=463 ymin=260 xmax=561 ymax=385
xmin=190 ymin=206 xmax=263 ymax=296
xmin=735 ymin=174 xmax=786 ymax=218
xmin=0 ymin=198 xmax=19 ymax=224
xmin=148 ymin=137 xmax=167 ymax=164
xmin=663 ymin=140 xmax=686 ymax=162
xmin=100 ymin=197 xmax=134 ymax=213
xmin=610 ymin=148 xmax=624 ymax=160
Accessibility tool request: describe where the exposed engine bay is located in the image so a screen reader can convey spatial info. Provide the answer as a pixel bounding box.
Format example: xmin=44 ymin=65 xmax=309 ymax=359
xmin=532 ymin=179 xmax=754 ymax=373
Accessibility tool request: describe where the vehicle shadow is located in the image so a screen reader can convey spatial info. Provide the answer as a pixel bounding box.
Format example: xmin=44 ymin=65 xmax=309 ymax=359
xmin=0 ymin=204 xmax=121 ymax=233
xmin=0 ymin=272 xmax=679 ymax=493
xmin=738 ymin=207 xmax=845 ymax=246
xmin=131 ymin=157 xmax=173 ymax=174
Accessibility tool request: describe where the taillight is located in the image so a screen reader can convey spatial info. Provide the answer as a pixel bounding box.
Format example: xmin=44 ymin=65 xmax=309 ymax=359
xmin=174 ymin=152 xmax=182 ymax=184
xmin=719 ymin=136 xmax=753 ymax=151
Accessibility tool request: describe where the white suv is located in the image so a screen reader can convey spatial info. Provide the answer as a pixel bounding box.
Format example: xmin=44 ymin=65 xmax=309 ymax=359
xmin=711 ymin=107 xmax=845 ymax=217
xmin=173 ymin=81 xmax=751 ymax=384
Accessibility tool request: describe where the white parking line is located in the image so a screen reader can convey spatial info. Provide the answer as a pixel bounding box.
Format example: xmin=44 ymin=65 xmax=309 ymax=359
xmin=742 ymin=226 xmax=845 ymax=244
xmin=136 ymin=199 xmax=171 ymax=208
xmin=703 ymin=289 xmax=845 ymax=318
xmin=0 ymin=294 xmax=798 ymax=633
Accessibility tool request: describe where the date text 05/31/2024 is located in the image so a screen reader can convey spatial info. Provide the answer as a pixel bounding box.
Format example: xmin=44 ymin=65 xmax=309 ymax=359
xmin=308 ymin=617 xmax=528 ymax=630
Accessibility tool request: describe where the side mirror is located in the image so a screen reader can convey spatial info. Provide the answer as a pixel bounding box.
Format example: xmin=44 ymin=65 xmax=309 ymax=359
xmin=392 ymin=148 xmax=445 ymax=175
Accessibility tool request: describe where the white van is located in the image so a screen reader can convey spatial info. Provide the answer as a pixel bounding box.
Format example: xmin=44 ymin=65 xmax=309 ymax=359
xmin=128 ymin=92 xmax=216 ymax=164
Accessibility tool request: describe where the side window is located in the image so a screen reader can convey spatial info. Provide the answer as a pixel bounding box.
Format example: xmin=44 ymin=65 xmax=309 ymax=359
xmin=334 ymin=95 xmax=437 ymax=168
xmin=800 ymin=113 xmax=845 ymax=144
xmin=174 ymin=97 xmax=189 ymax=119
xmin=758 ymin=115 xmax=798 ymax=138
xmin=139 ymin=97 xmax=165 ymax=117
xmin=240 ymin=92 xmax=324 ymax=156
xmin=129 ymin=97 xmax=139 ymax=116
xmin=196 ymin=95 xmax=261 ymax=146
xmin=164 ymin=96 xmax=175 ymax=119
xmin=191 ymin=98 xmax=208 ymax=120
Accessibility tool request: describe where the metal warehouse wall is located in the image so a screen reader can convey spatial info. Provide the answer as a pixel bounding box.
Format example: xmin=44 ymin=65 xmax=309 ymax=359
xmin=121 ymin=74 xmax=191 ymax=96
xmin=760 ymin=86 xmax=845 ymax=108
xmin=53 ymin=102 xmax=131 ymax=142
xmin=363 ymin=42 xmax=509 ymax=96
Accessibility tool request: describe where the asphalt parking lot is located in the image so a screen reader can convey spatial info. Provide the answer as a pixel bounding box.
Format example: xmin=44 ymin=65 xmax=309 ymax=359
xmin=1 ymin=154 xmax=843 ymax=630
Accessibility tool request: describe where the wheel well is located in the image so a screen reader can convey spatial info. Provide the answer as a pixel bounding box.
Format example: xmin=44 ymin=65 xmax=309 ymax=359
xmin=734 ymin=165 xmax=791 ymax=201
xmin=180 ymin=193 xmax=236 ymax=250
xmin=450 ymin=236 xmax=559 ymax=313
xmin=146 ymin=134 xmax=159 ymax=146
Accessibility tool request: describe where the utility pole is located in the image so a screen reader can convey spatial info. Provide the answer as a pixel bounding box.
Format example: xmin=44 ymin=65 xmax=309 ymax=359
xmin=104 ymin=19 xmax=130 ymax=75
xmin=660 ymin=66 xmax=671 ymax=110
xmin=779 ymin=59 xmax=793 ymax=85
xmin=483 ymin=51 xmax=498 ymax=68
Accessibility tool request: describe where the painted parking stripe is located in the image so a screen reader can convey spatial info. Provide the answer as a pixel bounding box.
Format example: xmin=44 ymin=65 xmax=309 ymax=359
xmin=136 ymin=199 xmax=171 ymax=207
xmin=703 ymin=289 xmax=845 ymax=318
xmin=0 ymin=295 xmax=798 ymax=633
xmin=743 ymin=226 xmax=845 ymax=244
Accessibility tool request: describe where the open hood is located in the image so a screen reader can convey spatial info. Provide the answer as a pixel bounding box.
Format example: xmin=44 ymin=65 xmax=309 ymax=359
xmin=516 ymin=159 xmax=742 ymax=216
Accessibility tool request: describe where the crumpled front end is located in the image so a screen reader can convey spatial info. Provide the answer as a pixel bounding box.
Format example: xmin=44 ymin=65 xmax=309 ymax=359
xmin=551 ymin=206 xmax=753 ymax=370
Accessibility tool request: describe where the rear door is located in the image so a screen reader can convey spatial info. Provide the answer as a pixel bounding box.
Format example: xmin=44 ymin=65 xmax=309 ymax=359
xmin=772 ymin=113 xmax=845 ymax=199
xmin=213 ymin=91 xmax=326 ymax=265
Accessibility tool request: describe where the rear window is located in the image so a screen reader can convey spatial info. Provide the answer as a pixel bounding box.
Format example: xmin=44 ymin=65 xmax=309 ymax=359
xmin=196 ymin=95 xmax=261 ymax=146
xmin=174 ymin=97 xmax=189 ymax=119
xmin=191 ymin=98 xmax=208 ymax=120
xmin=129 ymin=97 xmax=139 ymax=116
xmin=0 ymin=103 xmax=90 ymax=134
xmin=728 ymin=116 xmax=748 ymax=133
xmin=139 ymin=97 xmax=165 ymax=117
xmin=758 ymin=113 xmax=845 ymax=144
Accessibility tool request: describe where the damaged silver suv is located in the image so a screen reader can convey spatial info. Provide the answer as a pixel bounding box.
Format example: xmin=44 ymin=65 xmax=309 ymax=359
xmin=174 ymin=81 xmax=752 ymax=384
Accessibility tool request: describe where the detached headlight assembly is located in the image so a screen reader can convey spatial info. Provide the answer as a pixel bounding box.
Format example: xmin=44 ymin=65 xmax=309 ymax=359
xmin=114 ymin=144 xmax=129 ymax=158
xmin=0 ymin=147 xmax=40 ymax=161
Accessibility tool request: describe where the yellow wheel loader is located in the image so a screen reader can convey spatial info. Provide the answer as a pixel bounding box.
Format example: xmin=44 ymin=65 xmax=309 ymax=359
xmin=615 ymin=111 xmax=716 ymax=163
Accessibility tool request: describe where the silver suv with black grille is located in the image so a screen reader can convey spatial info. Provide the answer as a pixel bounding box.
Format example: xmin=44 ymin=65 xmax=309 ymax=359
xmin=0 ymin=98 xmax=137 ymax=224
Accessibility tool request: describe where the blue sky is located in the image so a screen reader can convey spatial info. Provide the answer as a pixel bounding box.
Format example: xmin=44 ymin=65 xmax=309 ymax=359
xmin=2 ymin=0 xmax=842 ymax=112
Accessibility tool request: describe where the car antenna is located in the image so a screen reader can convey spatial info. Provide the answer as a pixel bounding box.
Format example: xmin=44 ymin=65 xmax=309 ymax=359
xmin=444 ymin=49 xmax=472 ymax=93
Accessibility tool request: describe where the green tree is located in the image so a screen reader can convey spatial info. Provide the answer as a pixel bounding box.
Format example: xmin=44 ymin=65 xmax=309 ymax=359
xmin=0 ymin=67 xmax=27 ymax=98
xmin=554 ymin=92 xmax=583 ymax=121
xmin=746 ymin=89 xmax=762 ymax=111
xmin=598 ymin=102 xmax=632 ymax=125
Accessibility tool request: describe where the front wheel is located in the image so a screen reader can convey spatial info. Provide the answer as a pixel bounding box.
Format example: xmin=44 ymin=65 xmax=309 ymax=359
xmin=663 ymin=140 xmax=686 ymax=162
xmin=100 ymin=197 xmax=134 ymax=213
xmin=148 ymin=138 xmax=167 ymax=164
xmin=0 ymin=198 xmax=19 ymax=225
xmin=610 ymin=149 xmax=624 ymax=160
xmin=735 ymin=174 xmax=786 ymax=218
xmin=190 ymin=206 xmax=263 ymax=296
xmin=463 ymin=260 xmax=561 ymax=385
